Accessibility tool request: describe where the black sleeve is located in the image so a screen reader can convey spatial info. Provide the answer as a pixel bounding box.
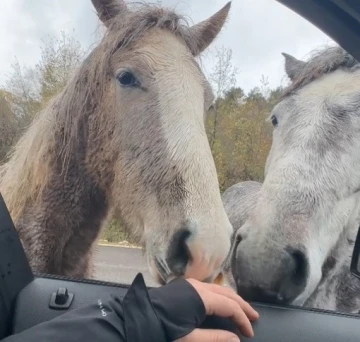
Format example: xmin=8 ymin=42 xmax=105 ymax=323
xmin=2 ymin=273 xmax=206 ymax=342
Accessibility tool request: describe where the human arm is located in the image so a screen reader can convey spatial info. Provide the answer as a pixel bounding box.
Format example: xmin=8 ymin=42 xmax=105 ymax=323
xmin=2 ymin=273 xmax=258 ymax=342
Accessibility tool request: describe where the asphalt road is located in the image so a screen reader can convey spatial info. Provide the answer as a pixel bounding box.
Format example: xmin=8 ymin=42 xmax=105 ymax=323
xmin=93 ymin=245 xmax=159 ymax=287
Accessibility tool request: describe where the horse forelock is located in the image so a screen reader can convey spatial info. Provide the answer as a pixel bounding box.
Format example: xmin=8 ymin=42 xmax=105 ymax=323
xmin=282 ymin=46 xmax=360 ymax=99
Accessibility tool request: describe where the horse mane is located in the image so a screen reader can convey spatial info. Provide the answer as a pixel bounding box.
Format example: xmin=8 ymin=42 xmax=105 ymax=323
xmin=0 ymin=2 xmax=199 ymax=220
xmin=283 ymin=45 xmax=360 ymax=98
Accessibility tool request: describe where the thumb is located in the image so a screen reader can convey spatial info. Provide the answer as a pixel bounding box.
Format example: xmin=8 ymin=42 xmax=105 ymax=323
xmin=178 ymin=328 xmax=240 ymax=342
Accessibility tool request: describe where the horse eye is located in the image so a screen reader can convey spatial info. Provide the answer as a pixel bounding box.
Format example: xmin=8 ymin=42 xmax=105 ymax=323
xmin=271 ymin=115 xmax=278 ymax=127
xmin=117 ymin=71 xmax=138 ymax=88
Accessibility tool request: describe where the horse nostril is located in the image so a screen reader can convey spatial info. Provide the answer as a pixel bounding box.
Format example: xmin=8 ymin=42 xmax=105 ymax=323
xmin=289 ymin=248 xmax=308 ymax=286
xmin=279 ymin=247 xmax=309 ymax=302
xmin=166 ymin=229 xmax=192 ymax=276
xmin=235 ymin=233 xmax=243 ymax=244
xmin=233 ymin=232 xmax=243 ymax=250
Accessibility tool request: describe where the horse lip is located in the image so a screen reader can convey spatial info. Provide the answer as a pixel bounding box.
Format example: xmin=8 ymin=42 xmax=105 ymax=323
xmin=211 ymin=272 xmax=225 ymax=285
xmin=154 ymin=258 xmax=168 ymax=285
xmin=236 ymin=284 xmax=291 ymax=305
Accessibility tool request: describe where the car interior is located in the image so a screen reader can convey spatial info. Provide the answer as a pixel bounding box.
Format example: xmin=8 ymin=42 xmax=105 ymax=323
xmin=1 ymin=0 xmax=360 ymax=341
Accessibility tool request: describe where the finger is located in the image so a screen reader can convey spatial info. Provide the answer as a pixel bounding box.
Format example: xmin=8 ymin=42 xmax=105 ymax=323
xmin=204 ymin=291 xmax=254 ymax=338
xmin=199 ymin=282 xmax=259 ymax=321
xmin=207 ymin=285 xmax=259 ymax=321
xmin=178 ymin=328 xmax=240 ymax=342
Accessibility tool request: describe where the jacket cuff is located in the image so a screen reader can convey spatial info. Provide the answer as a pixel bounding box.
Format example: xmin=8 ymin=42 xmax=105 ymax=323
xmin=122 ymin=273 xmax=167 ymax=342
xmin=148 ymin=277 xmax=206 ymax=341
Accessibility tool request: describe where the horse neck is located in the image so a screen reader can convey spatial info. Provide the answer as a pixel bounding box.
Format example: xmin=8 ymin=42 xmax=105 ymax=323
xmin=304 ymin=222 xmax=360 ymax=313
xmin=15 ymin=152 xmax=110 ymax=278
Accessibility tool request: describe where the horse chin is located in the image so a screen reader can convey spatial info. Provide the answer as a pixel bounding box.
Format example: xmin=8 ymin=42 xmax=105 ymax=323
xmin=291 ymin=283 xmax=318 ymax=307
xmin=291 ymin=295 xmax=308 ymax=307
xmin=153 ymin=265 xmax=225 ymax=286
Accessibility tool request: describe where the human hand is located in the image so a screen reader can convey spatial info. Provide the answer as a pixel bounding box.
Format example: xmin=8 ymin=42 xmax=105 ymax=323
xmin=175 ymin=279 xmax=259 ymax=342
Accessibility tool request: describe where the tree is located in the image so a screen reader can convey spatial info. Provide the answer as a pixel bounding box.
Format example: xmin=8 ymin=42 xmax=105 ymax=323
xmin=0 ymin=89 xmax=17 ymax=163
xmin=2 ymin=30 xmax=86 ymax=162
xmin=5 ymin=30 xmax=85 ymax=128
xmin=207 ymin=46 xmax=239 ymax=150
xmin=224 ymin=87 xmax=245 ymax=103
xmin=5 ymin=58 xmax=41 ymax=128
xmin=37 ymin=30 xmax=85 ymax=102
xmin=204 ymin=72 xmax=282 ymax=191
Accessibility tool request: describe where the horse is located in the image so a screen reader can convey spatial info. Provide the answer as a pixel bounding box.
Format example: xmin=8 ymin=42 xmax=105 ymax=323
xmin=0 ymin=0 xmax=234 ymax=285
xmin=222 ymin=46 xmax=360 ymax=313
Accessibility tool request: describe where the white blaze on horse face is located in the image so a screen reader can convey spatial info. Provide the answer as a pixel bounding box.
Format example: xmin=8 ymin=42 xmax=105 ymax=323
xmin=156 ymin=34 xmax=232 ymax=282
xmin=112 ymin=29 xmax=232 ymax=284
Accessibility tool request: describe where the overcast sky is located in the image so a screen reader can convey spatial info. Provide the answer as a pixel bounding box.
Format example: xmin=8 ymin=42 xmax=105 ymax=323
xmin=0 ymin=0 xmax=335 ymax=94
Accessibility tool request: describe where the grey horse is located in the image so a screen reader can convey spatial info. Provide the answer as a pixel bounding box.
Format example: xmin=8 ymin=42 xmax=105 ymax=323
xmin=223 ymin=46 xmax=360 ymax=314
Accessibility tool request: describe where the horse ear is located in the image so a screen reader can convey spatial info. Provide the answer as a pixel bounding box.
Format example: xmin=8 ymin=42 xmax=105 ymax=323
xmin=282 ymin=52 xmax=306 ymax=81
xmin=187 ymin=2 xmax=231 ymax=56
xmin=91 ymin=0 xmax=127 ymax=27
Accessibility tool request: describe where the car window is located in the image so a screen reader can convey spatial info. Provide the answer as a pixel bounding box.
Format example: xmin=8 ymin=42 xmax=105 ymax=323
xmin=2 ymin=0 xmax=358 ymax=315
